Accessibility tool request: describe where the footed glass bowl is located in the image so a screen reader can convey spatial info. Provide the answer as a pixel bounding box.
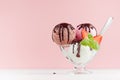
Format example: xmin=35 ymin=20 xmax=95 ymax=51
xmin=60 ymin=43 xmax=97 ymax=74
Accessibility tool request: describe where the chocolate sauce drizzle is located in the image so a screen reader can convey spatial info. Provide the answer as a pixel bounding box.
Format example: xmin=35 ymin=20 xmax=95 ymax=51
xmin=53 ymin=23 xmax=74 ymax=43
xmin=62 ymin=26 xmax=64 ymax=41
xmin=73 ymin=44 xmax=75 ymax=54
xmin=72 ymin=41 xmax=81 ymax=58
xmin=59 ymin=25 xmax=62 ymax=42
xmin=90 ymin=47 xmax=92 ymax=51
xmin=77 ymin=23 xmax=97 ymax=34
xmin=76 ymin=43 xmax=81 ymax=57
xmin=66 ymin=26 xmax=70 ymax=42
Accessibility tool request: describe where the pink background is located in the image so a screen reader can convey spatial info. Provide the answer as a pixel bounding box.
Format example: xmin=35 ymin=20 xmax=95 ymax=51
xmin=0 ymin=0 xmax=120 ymax=69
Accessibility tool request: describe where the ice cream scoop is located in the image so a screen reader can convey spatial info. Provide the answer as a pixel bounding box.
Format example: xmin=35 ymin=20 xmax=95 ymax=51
xmin=52 ymin=23 xmax=76 ymax=46
xmin=60 ymin=43 xmax=97 ymax=65
xmin=76 ymin=23 xmax=97 ymax=41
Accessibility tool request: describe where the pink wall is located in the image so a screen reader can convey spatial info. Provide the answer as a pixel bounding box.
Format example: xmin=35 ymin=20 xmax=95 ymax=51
xmin=0 ymin=0 xmax=120 ymax=69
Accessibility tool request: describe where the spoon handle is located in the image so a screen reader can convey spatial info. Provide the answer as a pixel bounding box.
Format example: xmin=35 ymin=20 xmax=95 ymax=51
xmin=100 ymin=17 xmax=113 ymax=35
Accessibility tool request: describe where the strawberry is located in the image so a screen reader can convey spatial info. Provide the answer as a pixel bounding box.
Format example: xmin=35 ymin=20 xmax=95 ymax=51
xmin=94 ymin=35 xmax=103 ymax=44
xmin=81 ymin=29 xmax=88 ymax=39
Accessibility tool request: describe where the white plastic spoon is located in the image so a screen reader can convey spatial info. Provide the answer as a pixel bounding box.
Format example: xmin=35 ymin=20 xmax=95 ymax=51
xmin=100 ymin=17 xmax=113 ymax=35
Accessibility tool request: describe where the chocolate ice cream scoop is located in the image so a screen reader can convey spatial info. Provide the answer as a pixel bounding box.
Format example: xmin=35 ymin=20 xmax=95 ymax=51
xmin=52 ymin=23 xmax=75 ymax=46
xmin=76 ymin=23 xmax=97 ymax=41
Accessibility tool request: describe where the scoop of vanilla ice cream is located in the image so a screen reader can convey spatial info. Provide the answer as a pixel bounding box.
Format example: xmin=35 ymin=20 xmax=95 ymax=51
xmin=60 ymin=43 xmax=97 ymax=65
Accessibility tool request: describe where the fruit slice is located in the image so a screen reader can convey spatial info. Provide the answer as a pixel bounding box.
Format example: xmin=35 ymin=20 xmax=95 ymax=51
xmin=81 ymin=29 xmax=88 ymax=39
xmin=94 ymin=35 xmax=103 ymax=44
xmin=80 ymin=33 xmax=100 ymax=50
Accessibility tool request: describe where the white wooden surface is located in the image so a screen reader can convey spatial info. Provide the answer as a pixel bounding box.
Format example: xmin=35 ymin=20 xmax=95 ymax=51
xmin=0 ymin=69 xmax=120 ymax=80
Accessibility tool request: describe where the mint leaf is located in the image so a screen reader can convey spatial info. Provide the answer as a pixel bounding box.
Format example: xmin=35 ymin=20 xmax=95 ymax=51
xmin=80 ymin=34 xmax=99 ymax=50
xmin=88 ymin=33 xmax=93 ymax=40
xmin=80 ymin=39 xmax=89 ymax=46
xmin=89 ymin=39 xmax=99 ymax=50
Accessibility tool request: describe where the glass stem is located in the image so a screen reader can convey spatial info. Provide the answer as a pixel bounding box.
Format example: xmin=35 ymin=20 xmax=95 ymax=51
xmin=74 ymin=64 xmax=86 ymax=74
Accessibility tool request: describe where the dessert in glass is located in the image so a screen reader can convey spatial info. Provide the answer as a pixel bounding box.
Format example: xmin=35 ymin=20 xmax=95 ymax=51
xmin=52 ymin=17 xmax=113 ymax=74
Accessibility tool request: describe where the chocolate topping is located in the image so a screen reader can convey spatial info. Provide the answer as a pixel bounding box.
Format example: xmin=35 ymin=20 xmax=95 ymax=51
xmin=76 ymin=43 xmax=80 ymax=57
xmin=73 ymin=44 xmax=75 ymax=54
xmin=62 ymin=26 xmax=64 ymax=40
xmin=77 ymin=23 xmax=97 ymax=35
xmin=66 ymin=26 xmax=70 ymax=42
xmin=70 ymin=26 xmax=75 ymax=30
xmin=72 ymin=41 xmax=81 ymax=58
xmin=58 ymin=25 xmax=62 ymax=42
xmin=90 ymin=47 xmax=92 ymax=51
xmin=52 ymin=23 xmax=75 ymax=44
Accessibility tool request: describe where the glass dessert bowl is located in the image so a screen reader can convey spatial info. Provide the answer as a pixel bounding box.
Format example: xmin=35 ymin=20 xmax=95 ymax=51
xmin=60 ymin=43 xmax=98 ymax=74
xmin=59 ymin=28 xmax=101 ymax=74
xmin=52 ymin=17 xmax=113 ymax=74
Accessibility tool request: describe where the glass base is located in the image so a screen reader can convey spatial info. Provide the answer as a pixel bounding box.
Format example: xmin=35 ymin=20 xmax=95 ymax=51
xmin=73 ymin=65 xmax=92 ymax=74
